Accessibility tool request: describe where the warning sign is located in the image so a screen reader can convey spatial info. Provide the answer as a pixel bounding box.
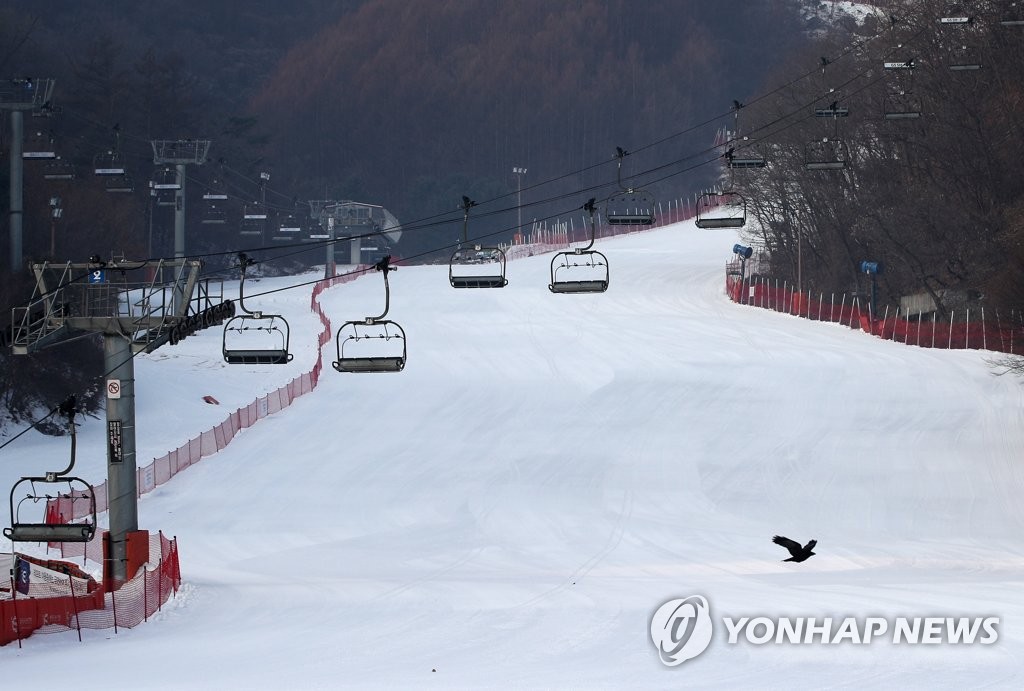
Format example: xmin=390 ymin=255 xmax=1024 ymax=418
xmin=107 ymin=379 xmax=121 ymax=399
xmin=108 ymin=420 xmax=123 ymax=464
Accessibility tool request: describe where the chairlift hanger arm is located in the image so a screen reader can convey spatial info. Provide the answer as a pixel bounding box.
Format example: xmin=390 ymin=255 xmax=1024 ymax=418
xmin=47 ymin=397 xmax=78 ymax=477
xmin=234 ymin=252 xmax=262 ymax=317
xmin=578 ymin=198 xmax=597 ymax=252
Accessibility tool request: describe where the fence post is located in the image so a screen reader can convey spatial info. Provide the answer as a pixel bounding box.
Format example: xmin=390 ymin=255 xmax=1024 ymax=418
xmin=966 ymin=309 xmax=970 ymax=350
xmin=949 ymin=311 xmax=954 ymax=349
xmin=69 ymin=572 xmax=82 ymax=642
xmin=111 ymin=577 xmax=119 ymax=634
xmin=982 ymin=307 xmax=987 ymax=351
xmin=143 ymin=561 xmax=149 ymax=623
xmin=158 ymin=530 xmax=165 ymax=611
xmin=11 ymin=575 xmax=22 ymax=649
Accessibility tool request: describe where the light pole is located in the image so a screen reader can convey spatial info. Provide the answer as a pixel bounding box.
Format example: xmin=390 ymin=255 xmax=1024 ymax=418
xmin=513 ymin=166 xmax=527 ymax=239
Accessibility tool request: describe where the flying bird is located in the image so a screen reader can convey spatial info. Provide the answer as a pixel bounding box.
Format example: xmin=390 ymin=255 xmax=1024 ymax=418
xmin=772 ymin=535 xmax=817 ymax=562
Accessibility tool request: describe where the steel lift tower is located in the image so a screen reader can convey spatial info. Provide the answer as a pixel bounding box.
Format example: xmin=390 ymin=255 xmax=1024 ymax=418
xmin=2 ymin=78 xmax=56 ymax=271
xmin=7 ymin=257 xmax=227 ymax=583
xmin=151 ymin=139 xmax=211 ymax=261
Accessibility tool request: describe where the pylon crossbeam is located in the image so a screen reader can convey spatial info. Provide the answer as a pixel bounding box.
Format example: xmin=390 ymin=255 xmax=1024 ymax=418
xmin=9 ymin=259 xmax=210 ymax=354
xmin=151 ymin=139 xmax=211 ymax=165
xmin=0 ymin=78 xmax=55 ymax=110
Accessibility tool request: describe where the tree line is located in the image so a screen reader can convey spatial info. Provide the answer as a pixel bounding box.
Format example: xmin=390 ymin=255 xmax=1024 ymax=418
xmin=730 ymin=0 xmax=1024 ymax=318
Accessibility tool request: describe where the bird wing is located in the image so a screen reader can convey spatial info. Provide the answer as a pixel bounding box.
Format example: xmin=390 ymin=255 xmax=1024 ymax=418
xmin=772 ymin=535 xmax=802 ymax=557
xmin=804 ymin=539 xmax=817 ymax=551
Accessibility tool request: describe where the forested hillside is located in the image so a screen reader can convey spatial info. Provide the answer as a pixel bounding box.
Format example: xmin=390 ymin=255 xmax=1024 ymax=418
xmin=252 ymin=0 xmax=805 ymax=252
xmin=730 ymin=0 xmax=1024 ymax=315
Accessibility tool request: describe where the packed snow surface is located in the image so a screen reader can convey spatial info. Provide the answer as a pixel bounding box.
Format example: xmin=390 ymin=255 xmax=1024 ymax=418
xmin=3 ymin=219 xmax=1024 ymax=689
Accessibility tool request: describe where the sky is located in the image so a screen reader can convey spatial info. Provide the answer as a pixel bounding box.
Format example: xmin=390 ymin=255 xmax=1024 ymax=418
xmin=3 ymin=218 xmax=1024 ymax=689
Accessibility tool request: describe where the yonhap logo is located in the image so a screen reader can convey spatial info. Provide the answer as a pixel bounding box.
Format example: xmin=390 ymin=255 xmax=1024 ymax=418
xmin=650 ymin=595 xmax=714 ymax=666
xmin=649 ymin=593 xmax=1000 ymax=668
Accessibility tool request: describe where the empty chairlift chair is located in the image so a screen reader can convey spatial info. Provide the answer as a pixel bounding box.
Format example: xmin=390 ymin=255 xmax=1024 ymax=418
xmin=549 ymin=198 xmax=609 ymax=294
xmin=725 ymin=103 xmax=767 ymax=169
xmin=94 ymin=127 xmax=134 ymax=193
xmin=273 ymin=211 xmax=304 ymax=242
xmin=884 ymin=90 xmax=922 ymax=120
xmin=5 ymin=402 xmax=96 ymax=543
xmin=882 ymin=55 xmax=922 ymax=120
xmin=22 ymin=130 xmax=56 ymax=160
xmin=449 ymin=196 xmax=508 ymax=288
xmin=152 ymin=166 xmax=180 ymax=207
xmin=333 ymin=255 xmax=407 ymax=373
xmin=695 ymin=190 xmax=747 ymax=229
xmin=222 ymin=253 xmax=294 ymax=365
xmin=43 ymin=157 xmax=76 ymax=181
xmin=603 ymin=147 xmax=655 ymax=225
xmin=202 ymin=178 xmax=229 ymax=225
xmin=939 ymin=10 xmax=982 ymax=70
xmin=1000 ymin=1 xmax=1024 ymax=26
xmin=240 ymin=202 xmax=268 ymax=237
xmin=804 ymin=138 xmax=849 ymax=170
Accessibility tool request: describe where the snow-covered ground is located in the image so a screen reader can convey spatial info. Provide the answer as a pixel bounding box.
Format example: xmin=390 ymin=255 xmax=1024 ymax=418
xmin=3 ymin=218 xmax=1024 ymax=689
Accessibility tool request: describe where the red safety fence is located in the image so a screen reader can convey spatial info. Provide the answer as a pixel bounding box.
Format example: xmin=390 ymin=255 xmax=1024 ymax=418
xmin=726 ymin=269 xmax=1024 ymax=353
xmin=2 ymin=531 xmax=179 ymax=647
xmin=503 ymin=195 xmax=699 ymax=259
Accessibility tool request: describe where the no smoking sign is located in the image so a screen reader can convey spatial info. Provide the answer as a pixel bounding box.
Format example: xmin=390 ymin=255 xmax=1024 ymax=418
xmin=107 ymin=379 xmax=121 ymax=399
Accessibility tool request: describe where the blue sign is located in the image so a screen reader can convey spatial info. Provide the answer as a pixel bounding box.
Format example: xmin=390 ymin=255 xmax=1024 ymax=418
xmin=88 ymin=270 xmax=105 ymax=284
xmin=15 ymin=557 xmax=30 ymax=594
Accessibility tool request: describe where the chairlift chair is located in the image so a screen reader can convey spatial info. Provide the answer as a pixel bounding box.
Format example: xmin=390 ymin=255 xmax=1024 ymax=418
xmin=5 ymin=402 xmax=97 ymax=543
xmin=948 ymin=44 xmax=982 ymax=71
xmin=804 ymin=138 xmax=849 ymax=170
xmin=104 ymin=173 xmax=135 ymax=193
xmin=94 ymin=148 xmax=134 ymax=193
xmin=883 ymin=91 xmax=922 ymax=120
xmin=726 ymin=145 xmax=767 ymax=169
xmin=1000 ymin=1 xmax=1024 ymax=25
xmin=240 ymin=202 xmax=267 ymax=236
xmin=333 ymin=256 xmax=407 ymax=373
xmin=201 ymin=178 xmax=229 ymax=224
xmin=93 ymin=150 xmax=126 ymax=176
xmin=725 ymin=104 xmax=767 ymax=169
xmin=222 ymin=254 xmax=294 ymax=365
xmin=549 ymin=198 xmax=609 ymax=294
xmin=273 ymin=212 xmax=303 ymax=241
xmin=603 ymin=147 xmax=655 ymax=225
xmin=695 ymin=191 xmax=747 ymax=229
xmin=814 ymin=103 xmax=849 ymax=118
xmin=22 ymin=130 xmax=56 ymax=159
xmin=43 ymin=157 xmax=76 ymax=181
xmin=449 ymin=196 xmax=508 ymax=288
xmin=153 ymin=166 xmax=180 ymax=207
xmin=307 ymin=221 xmax=330 ymax=242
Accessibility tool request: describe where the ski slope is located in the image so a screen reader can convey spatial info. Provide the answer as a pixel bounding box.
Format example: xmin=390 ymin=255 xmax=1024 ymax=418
xmin=4 ymin=219 xmax=1024 ymax=688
